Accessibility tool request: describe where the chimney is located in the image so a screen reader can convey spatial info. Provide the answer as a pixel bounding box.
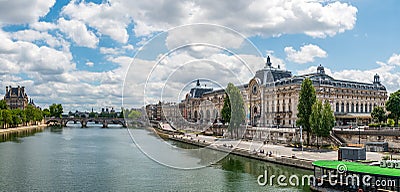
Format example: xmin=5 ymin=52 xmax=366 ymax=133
xmin=6 ymin=86 xmax=8 ymax=93
xmin=21 ymin=86 xmax=25 ymax=94
xmin=18 ymin=86 xmax=20 ymax=97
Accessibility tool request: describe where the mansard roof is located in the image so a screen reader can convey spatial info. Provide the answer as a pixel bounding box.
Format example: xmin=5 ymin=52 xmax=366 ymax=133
xmin=273 ymin=72 xmax=386 ymax=91
xmin=5 ymin=87 xmax=27 ymax=98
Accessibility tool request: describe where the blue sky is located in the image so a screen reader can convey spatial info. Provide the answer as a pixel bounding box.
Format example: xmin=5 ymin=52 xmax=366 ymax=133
xmin=0 ymin=0 xmax=399 ymax=111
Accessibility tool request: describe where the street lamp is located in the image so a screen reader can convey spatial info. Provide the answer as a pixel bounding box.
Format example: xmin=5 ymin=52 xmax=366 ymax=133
xmin=358 ymin=126 xmax=361 ymax=144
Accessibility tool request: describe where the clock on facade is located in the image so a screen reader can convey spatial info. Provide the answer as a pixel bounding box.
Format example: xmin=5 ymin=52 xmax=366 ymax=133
xmin=252 ymin=84 xmax=258 ymax=95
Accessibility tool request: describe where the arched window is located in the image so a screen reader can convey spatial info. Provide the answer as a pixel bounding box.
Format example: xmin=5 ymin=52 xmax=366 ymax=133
xmin=341 ymin=103 xmax=345 ymax=112
xmin=351 ymin=103 xmax=354 ymax=113
xmin=360 ymin=104 xmax=363 ymax=113
xmin=336 ymin=103 xmax=339 ymax=113
xmin=346 ymin=103 xmax=350 ymax=113
xmin=369 ymin=103 xmax=372 ymax=112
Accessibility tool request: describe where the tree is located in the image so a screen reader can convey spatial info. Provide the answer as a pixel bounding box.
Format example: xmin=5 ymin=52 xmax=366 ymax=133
xmin=42 ymin=108 xmax=51 ymax=118
xmin=386 ymin=90 xmax=400 ymax=127
xmin=221 ymin=91 xmax=231 ymax=125
xmin=1 ymin=109 xmax=13 ymax=128
xmin=371 ymin=106 xmax=386 ymax=123
xmin=0 ymin=100 xmax=8 ymax=110
xmin=321 ymin=101 xmax=335 ymax=142
xmin=11 ymin=109 xmax=23 ymax=127
xmin=310 ymin=100 xmax=323 ymax=148
xmin=222 ymin=83 xmax=245 ymax=139
xmin=297 ymin=78 xmax=316 ymax=146
xmin=128 ymin=110 xmax=141 ymax=120
xmin=49 ymin=103 xmax=63 ymax=118
xmin=33 ymin=107 xmax=43 ymax=122
xmin=18 ymin=109 xmax=27 ymax=126
xmin=310 ymin=100 xmax=335 ymax=148
xmin=119 ymin=110 xmax=124 ymax=118
xmin=89 ymin=111 xmax=97 ymax=118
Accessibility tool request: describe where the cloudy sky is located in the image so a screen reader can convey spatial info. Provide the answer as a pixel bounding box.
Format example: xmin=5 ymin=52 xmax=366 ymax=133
xmin=0 ymin=0 xmax=399 ymax=112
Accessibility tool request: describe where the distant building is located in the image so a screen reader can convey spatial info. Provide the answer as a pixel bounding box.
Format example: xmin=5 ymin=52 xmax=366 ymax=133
xmin=4 ymin=86 xmax=29 ymax=109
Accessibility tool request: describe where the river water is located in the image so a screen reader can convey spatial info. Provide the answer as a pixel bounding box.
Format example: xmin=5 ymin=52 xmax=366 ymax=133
xmin=0 ymin=125 xmax=312 ymax=191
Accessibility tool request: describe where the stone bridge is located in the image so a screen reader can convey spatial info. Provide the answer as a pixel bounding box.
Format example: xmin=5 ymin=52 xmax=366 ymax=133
xmin=45 ymin=117 xmax=127 ymax=128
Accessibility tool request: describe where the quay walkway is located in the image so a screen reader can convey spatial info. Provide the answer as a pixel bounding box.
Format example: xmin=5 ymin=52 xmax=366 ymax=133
xmin=168 ymin=132 xmax=384 ymax=170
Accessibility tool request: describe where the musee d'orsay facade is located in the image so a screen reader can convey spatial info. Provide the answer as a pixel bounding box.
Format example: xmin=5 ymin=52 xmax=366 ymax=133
xmin=170 ymin=56 xmax=387 ymax=128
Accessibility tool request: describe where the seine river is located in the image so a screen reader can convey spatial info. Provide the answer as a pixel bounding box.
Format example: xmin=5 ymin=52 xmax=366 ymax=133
xmin=0 ymin=124 xmax=312 ymax=191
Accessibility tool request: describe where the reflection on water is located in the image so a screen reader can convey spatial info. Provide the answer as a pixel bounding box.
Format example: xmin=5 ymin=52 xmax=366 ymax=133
xmin=171 ymin=140 xmax=312 ymax=191
xmin=0 ymin=127 xmax=45 ymax=143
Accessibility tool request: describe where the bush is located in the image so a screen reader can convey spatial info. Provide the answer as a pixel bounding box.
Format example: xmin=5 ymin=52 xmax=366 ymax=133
xmin=387 ymin=119 xmax=395 ymax=127
xmin=382 ymin=155 xmax=390 ymax=160
xmin=369 ymin=123 xmax=388 ymax=127
xmin=369 ymin=123 xmax=378 ymax=127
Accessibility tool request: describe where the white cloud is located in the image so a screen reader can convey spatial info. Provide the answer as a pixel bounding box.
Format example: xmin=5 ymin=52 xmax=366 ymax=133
xmin=61 ymin=1 xmax=130 ymax=43
xmin=0 ymin=0 xmax=55 ymax=24
xmin=30 ymin=22 xmax=57 ymax=31
xmin=285 ymin=44 xmax=327 ymax=64
xmin=86 ymin=61 xmax=94 ymax=67
xmin=127 ymin=0 xmax=357 ymax=38
xmin=60 ymin=0 xmax=357 ymax=44
xmin=58 ymin=18 xmax=99 ymax=48
xmin=0 ymin=29 xmax=75 ymax=76
xmin=10 ymin=29 xmax=64 ymax=48
xmin=388 ymin=53 xmax=400 ymax=66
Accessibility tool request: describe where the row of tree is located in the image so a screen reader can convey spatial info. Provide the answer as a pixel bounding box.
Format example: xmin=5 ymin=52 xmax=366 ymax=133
xmin=297 ymin=78 xmax=335 ymax=146
xmin=0 ymin=101 xmax=63 ymax=129
xmin=371 ymin=90 xmax=400 ymax=126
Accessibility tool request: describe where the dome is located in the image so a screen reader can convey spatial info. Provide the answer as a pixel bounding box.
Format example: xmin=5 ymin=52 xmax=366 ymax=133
xmin=317 ymin=64 xmax=325 ymax=74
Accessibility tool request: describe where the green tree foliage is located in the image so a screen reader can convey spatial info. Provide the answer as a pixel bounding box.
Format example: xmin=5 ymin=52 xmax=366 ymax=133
xmin=386 ymin=90 xmax=400 ymax=127
xmin=0 ymin=103 xmax=44 ymax=128
xmin=89 ymin=111 xmax=97 ymax=118
xmin=0 ymin=100 xmax=8 ymax=110
xmin=297 ymin=78 xmax=316 ymax=145
xmin=222 ymin=83 xmax=245 ymax=139
xmin=310 ymin=100 xmax=335 ymax=148
xmin=321 ymin=101 xmax=335 ymax=139
xmin=310 ymin=100 xmax=323 ymax=147
xmin=371 ymin=106 xmax=386 ymax=123
xmin=25 ymin=104 xmax=35 ymax=124
xmin=119 ymin=109 xmax=124 ymax=118
xmin=49 ymin=103 xmax=63 ymax=118
xmin=1 ymin=109 xmax=13 ymax=128
xmin=42 ymin=108 xmax=51 ymax=118
xmin=387 ymin=119 xmax=395 ymax=127
xmin=11 ymin=109 xmax=23 ymax=127
xmin=128 ymin=110 xmax=142 ymax=120
xmin=221 ymin=91 xmax=231 ymax=124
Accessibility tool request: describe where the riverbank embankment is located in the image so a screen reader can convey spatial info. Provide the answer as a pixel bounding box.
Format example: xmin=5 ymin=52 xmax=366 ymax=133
xmin=0 ymin=124 xmax=47 ymax=141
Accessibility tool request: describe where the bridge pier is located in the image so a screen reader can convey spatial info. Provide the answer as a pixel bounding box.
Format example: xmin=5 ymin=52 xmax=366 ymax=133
xmin=81 ymin=120 xmax=87 ymax=128
xmin=102 ymin=121 xmax=108 ymax=128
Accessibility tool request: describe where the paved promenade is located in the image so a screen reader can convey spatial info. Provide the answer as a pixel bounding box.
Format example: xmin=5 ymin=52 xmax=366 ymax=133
xmin=177 ymin=132 xmax=384 ymax=162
